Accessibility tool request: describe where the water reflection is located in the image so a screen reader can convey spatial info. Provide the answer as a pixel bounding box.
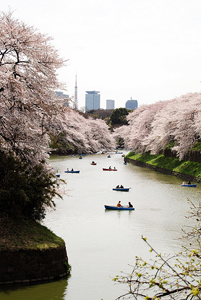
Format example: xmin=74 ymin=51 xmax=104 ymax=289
xmin=0 ymin=278 xmax=68 ymax=300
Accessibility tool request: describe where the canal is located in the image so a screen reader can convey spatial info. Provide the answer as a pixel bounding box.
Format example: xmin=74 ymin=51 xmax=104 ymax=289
xmin=0 ymin=152 xmax=200 ymax=300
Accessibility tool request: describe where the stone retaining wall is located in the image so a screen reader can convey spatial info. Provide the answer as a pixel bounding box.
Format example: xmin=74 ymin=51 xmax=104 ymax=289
xmin=125 ymin=157 xmax=201 ymax=183
xmin=0 ymin=245 xmax=69 ymax=285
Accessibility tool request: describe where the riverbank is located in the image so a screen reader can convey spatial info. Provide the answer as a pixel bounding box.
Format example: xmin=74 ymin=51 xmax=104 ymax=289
xmin=0 ymin=215 xmax=70 ymax=285
xmin=125 ymin=152 xmax=201 ymax=182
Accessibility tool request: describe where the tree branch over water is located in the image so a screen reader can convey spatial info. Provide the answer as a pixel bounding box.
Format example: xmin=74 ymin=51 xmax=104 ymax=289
xmin=114 ymin=200 xmax=201 ymax=299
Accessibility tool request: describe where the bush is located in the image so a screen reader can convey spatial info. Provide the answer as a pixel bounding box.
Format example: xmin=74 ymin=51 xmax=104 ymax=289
xmin=0 ymin=151 xmax=61 ymax=221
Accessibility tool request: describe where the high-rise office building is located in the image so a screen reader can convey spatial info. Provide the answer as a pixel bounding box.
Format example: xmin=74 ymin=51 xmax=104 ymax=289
xmin=106 ymin=99 xmax=115 ymax=110
xmin=55 ymin=91 xmax=69 ymax=106
xmin=85 ymin=90 xmax=100 ymax=111
xmin=125 ymin=98 xmax=138 ymax=110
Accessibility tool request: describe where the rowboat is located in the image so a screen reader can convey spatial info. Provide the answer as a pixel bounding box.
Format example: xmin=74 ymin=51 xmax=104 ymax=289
xmin=112 ymin=188 xmax=130 ymax=192
xmin=56 ymin=174 xmax=60 ymax=177
xmin=104 ymin=205 xmax=134 ymax=211
xmin=181 ymin=184 xmax=197 ymax=187
xmin=65 ymin=170 xmax=80 ymax=173
xmin=103 ymin=168 xmax=117 ymax=171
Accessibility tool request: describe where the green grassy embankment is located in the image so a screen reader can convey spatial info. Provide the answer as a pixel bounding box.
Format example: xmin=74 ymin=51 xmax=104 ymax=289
xmin=126 ymin=152 xmax=201 ymax=178
xmin=0 ymin=215 xmax=65 ymax=251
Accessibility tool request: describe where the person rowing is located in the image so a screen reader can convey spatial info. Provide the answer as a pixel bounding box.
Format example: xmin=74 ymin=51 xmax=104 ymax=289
xmin=117 ymin=201 xmax=122 ymax=207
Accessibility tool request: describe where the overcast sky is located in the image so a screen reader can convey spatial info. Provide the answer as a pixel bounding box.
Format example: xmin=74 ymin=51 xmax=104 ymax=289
xmin=1 ymin=0 xmax=201 ymax=109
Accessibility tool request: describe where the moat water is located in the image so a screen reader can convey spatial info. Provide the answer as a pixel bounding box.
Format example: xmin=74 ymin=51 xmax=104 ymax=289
xmin=1 ymin=152 xmax=200 ymax=300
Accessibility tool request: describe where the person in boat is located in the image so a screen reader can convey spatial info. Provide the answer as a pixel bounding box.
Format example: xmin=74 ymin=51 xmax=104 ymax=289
xmin=71 ymin=168 xmax=74 ymax=171
xmin=67 ymin=168 xmax=69 ymax=171
xmin=120 ymin=185 xmax=124 ymax=188
xmin=182 ymin=181 xmax=186 ymax=185
xmin=188 ymin=180 xmax=191 ymax=184
xmin=116 ymin=185 xmax=120 ymax=188
xmin=127 ymin=202 xmax=133 ymax=208
xmin=109 ymin=166 xmax=112 ymax=169
xmin=92 ymin=161 xmax=95 ymax=163
xmin=117 ymin=201 xmax=122 ymax=207
xmin=114 ymin=166 xmax=116 ymax=170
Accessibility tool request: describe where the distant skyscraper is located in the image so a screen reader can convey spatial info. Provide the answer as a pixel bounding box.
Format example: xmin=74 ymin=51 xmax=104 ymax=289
xmin=85 ymin=90 xmax=100 ymax=111
xmin=106 ymin=99 xmax=115 ymax=110
xmin=125 ymin=98 xmax=138 ymax=110
xmin=74 ymin=75 xmax=78 ymax=110
xmin=55 ymin=91 xmax=69 ymax=106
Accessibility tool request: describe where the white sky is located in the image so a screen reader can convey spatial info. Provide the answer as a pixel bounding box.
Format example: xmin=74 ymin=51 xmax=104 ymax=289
xmin=2 ymin=0 xmax=201 ymax=110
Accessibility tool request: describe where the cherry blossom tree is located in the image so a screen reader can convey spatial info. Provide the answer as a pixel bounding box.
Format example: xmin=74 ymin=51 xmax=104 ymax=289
xmin=50 ymin=108 xmax=115 ymax=154
xmin=0 ymin=11 xmax=66 ymax=220
xmin=114 ymin=92 xmax=201 ymax=160
xmin=0 ymin=11 xmax=66 ymax=164
xmin=87 ymin=117 xmax=115 ymax=152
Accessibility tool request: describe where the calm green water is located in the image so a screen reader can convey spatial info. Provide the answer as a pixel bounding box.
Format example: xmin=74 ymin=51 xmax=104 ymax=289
xmin=1 ymin=153 xmax=200 ymax=300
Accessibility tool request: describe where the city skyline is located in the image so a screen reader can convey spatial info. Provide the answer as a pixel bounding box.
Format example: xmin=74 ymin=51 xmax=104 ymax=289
xmin=1 ymin=1 xmax=201 ymax=109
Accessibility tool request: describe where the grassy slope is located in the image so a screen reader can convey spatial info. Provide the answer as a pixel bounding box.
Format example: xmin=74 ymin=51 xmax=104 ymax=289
xmin=126 ymin=152 xmax=201 ymax=178
xmin=0 ymin=215 xmax=65 ymax=251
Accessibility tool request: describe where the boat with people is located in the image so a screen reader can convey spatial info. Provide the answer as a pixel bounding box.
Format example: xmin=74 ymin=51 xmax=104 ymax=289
xmin=104 ymin=205 xmax=134 ymax=211
xmin=181 ymin=181 xmax=197 ymax=187
xmin=103 ymin=168 xmax=117 ymax=171
xmin=91 ymin=161 xmax=97 ymax=165
xmin=65 ymin=170 xmax=80 ymax=173
xmin=112 ymin=187 xmax=130 ymax=192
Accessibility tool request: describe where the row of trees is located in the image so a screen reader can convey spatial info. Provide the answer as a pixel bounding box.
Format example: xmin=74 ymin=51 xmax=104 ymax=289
xmin=114 ymin=93 xmax=201 ymax=160
xmin=80 ymin=107 xmax=131 ymax=128
xmin=112 ymin=96 xmax=201 ymax=298
xmin=49 ymin=107 xmax=115 ymax=154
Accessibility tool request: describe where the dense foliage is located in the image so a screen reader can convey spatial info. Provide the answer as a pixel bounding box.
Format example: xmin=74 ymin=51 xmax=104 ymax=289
xmin=49 ymin=107 xmax=115 ymax=154
xmin=110 ymin=108 xmax=131 ymax=126
xmin=0 ymin=151 xmax=59 ymax=220
xmin=81 ymin=109 xmax=114 ymax=121
xmin=0 ymin=11 xmax=66 ymax=164
xmin=113 ymin=93 xmax=201 ymax=160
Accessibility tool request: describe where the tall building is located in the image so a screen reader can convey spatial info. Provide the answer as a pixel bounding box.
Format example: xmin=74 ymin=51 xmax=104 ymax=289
xmin=55 ymin=91 xmax=69 ymax=106
xmin=106 ymin=99 xmax=115 ymax=110
xmin=85 ymin=90 xmax=100 ymax=111
xmin=125 ymin=98 xmax=138 ymax=110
